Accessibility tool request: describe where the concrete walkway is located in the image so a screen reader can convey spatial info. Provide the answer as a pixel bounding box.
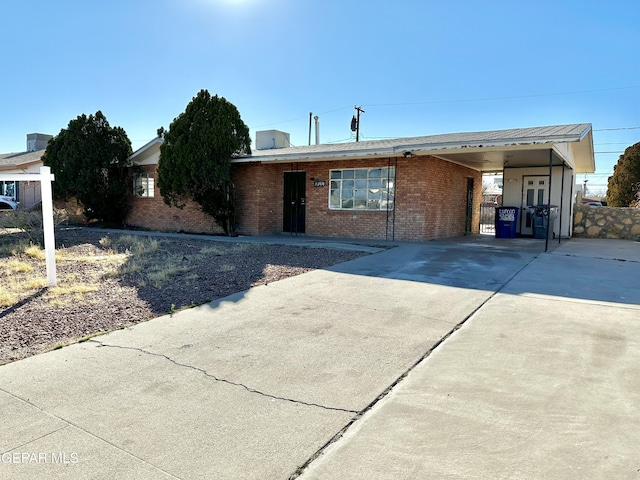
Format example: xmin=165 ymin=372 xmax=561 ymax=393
xmin=0 ymin=235 xmax=638 ymax=479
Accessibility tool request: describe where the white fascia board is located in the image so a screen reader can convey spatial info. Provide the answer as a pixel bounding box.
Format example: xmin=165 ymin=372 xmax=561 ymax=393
xmin=232 ymin=148 xmax=397 ymax=164
xmin=0 ymin=172 xmax=55 ymax=181
xmin=235 ymin=136 xmax=589 ymax=164
xmin=552 ymin=144 xmax=573 ymax=168
xmin=577 ymin=124 xmax=592 ymax=141
xmin=572 ymin=129 xmax=596 ymax=173
xmin=129 ymin=137 xmax=162 ymax=163
xmin=394 ymin=136 xmax=585 ymax=154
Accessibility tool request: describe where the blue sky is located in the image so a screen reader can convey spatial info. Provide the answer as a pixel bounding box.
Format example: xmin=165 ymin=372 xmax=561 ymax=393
xmin=2 ymin=0 xmax=639 ymax=195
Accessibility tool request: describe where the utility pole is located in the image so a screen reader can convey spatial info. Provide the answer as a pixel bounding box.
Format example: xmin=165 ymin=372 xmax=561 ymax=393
xmin=351 ymin=105 xmax=365 ymax=142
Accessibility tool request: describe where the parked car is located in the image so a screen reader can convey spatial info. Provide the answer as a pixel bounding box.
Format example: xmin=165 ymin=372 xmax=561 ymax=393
xmin=0 ymin=195 xmax=18 ymax=210
xmin=586 ymin=201 xmax=602 ymax=207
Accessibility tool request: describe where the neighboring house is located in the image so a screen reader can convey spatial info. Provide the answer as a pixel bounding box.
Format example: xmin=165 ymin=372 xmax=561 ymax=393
xmin=0 ymin=133 xmax=52 ymax=210
xmin=580 ymin=196 xmax=604 ymax=206
xmin=482 ymin=178 xmax=503 ymax=205
xmin=127 ymin=123 xmax=595 ymax=241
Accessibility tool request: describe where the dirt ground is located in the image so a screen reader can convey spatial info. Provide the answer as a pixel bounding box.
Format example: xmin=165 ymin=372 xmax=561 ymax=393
xmin=0 ymin=228 xmax=366 ymax=364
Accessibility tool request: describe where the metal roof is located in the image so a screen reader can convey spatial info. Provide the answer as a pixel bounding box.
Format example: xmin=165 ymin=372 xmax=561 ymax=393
xmin=240 ymin=123 xmax=592 ymax=162
xmin=125 ymin=123 xmax=595 ymax=173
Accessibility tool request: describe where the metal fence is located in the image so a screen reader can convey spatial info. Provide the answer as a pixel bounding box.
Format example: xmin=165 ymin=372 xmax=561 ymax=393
xmin=480 ymin=203 xmax=496 ymax=234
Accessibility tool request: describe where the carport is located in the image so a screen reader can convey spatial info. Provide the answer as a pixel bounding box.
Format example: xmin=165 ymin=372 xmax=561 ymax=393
xmin=390 ymin=123 xmax=595 ymax=249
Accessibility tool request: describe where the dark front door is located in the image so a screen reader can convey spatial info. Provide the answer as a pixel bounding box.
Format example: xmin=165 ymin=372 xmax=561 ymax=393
xmin=465 ymin=177 xmax=474 ymax=234
xmin=283 ymin=172 xmax=306 ymax=234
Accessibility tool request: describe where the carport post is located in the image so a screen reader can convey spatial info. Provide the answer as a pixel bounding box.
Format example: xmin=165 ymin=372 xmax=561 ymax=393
xmin=545 ymin=149 xmax=552 ymax=253
xmin=559 ymin=164 xmax=565 ymax=244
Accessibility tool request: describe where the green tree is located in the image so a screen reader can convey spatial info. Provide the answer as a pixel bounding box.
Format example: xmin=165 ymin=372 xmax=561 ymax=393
xmin=607 ymin=142 xmax=640 ymax=207
xmin=42 ymin=111 xmax=137 ymax=223
xmin=157 ymin=89 xmax=251 ymax=235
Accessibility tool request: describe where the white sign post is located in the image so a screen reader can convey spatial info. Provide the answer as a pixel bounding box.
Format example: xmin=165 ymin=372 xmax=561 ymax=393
xmin=0 ymin=166 xmax=57 ymax=286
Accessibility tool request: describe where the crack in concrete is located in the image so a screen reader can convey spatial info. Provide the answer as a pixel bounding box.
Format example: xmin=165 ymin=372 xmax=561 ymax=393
xmin=88 ymin=340 xmax=358 ymax=414
xmin=555 ymin=252 xmax=640 ymax=264
xmin=1 ymin=424 xmax=70 ymax=455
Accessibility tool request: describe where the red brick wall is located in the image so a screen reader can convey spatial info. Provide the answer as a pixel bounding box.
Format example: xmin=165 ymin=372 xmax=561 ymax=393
xmin=126 ymin=165 xmax=224 ymax=234
xmin=236 ymin=156 xmax=481 ymax=240
xmin=310 ymin=157 xmax=480 ymax=240
xmin=127 ymin=157 xmax=482 ymax=241
xmin=305 ymin=158 xmax=398 ymax=239
xmin=233 ymin=163 xmax=283 ymax=236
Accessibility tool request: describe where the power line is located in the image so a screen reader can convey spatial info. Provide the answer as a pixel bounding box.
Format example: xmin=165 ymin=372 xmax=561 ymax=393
xmin=248 ymin=86 xmax=640 ymax=132
xmin=594 ymin=126 xmax=640 ymax=131
xmin=325 ymin=137 xmax=353 ymax=144
xmin=362 ymin=85 xmax=640 ymax=108
xmin=250 ymin=106 xmax=352 ymax=130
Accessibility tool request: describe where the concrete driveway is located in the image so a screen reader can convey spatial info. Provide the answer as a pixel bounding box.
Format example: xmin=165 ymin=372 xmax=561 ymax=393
xmin=0 ymin=236 xmax=638 ymax=479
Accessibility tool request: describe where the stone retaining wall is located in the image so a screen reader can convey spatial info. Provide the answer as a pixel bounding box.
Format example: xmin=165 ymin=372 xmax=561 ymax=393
xmin=573 ymin=204 xmax=640 ymax=240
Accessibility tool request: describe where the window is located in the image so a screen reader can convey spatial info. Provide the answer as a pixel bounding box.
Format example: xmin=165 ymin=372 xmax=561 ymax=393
xmin=134 ymin=173 xmax=154 ymax=198
xmin=329 ymin=167 xmax=395 ymax=210
xmin=0 ymin=181 xmax=17 ymax=199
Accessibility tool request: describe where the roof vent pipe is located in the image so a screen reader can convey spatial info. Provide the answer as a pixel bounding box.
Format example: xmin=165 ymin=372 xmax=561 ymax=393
xmin=314 ymin=116 xmax=320 ymax=145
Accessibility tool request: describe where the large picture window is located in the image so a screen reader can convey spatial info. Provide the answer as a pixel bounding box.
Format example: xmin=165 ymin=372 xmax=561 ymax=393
xmin=134 ymin=173 xmax=154 ymax=198
xmin=329 ymin=167 xmax=395 ymax=210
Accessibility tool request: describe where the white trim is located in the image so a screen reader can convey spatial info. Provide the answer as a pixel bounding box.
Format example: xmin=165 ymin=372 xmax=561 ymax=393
xmin=0 ymin=172 xmax=55 ymax=181
xmin=129 ymin=137 xmax=162 ymax=162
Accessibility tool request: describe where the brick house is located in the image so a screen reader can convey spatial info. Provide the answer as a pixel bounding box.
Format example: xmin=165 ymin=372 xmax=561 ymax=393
xmin=126 ymin=123 xmax=595 ymax=241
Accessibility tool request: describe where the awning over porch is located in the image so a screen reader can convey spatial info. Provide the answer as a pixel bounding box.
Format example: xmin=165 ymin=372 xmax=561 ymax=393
xmin=421 ymin=124 xmax=594 ymax=174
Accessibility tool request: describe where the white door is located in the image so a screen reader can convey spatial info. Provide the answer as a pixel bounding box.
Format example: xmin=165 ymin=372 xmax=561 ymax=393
xmin=521 ymin=176 xmax=549 ymax=236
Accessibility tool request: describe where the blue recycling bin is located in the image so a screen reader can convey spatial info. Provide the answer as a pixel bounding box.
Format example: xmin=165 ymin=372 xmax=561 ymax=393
xmin=495 ymin=207 xmax=519 ymax=238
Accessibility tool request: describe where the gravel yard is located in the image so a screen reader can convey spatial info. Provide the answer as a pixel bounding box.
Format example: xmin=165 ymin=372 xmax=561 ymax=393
xmin=0 ymin=228 xmax=366 ymax=364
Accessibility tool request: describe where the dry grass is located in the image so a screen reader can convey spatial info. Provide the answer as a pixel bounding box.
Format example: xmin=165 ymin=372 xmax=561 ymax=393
xmin=45 ymin=283 xmax=100 ymax=308
xmin=199 ymin=243 xmax=248 ymax=255
xmin=24 ymin=244 xmax=46 ymax=260
xmin=0 ymin=234 xmax=196 ymax=308
xmin=111 ymin=235 xmax=160 ymax=255
xmin=1 ymin=229 xmax=367 ymax=365
xmin=0 ymin=276 xmax=47 ymax=307
xmin=5 ymin=259 xmax=33 ymax=274
xmin=0 ymin=243 xmax=48 ymax=307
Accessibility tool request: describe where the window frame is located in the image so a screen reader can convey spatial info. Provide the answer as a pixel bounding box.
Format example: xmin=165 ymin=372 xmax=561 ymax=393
xmin=328 ymin=166 xmax=395 ymax=211
xmin=0 ymin=180 xmax=17 ymax=200
xmin=133 ymin=173 xmax=155 ymax=198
